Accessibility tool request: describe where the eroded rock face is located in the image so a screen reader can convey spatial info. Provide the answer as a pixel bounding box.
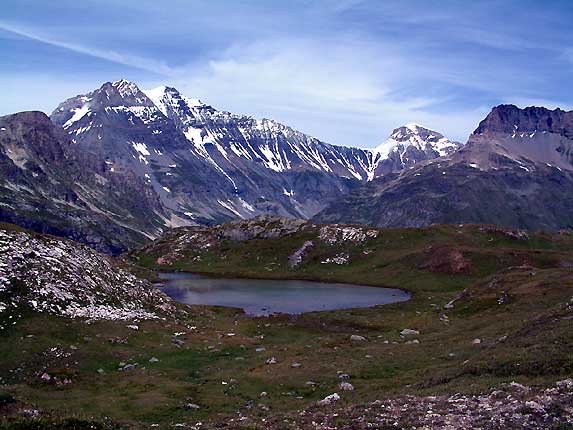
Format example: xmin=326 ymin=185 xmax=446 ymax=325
xmin=0 ymin=228 xmax=173 ymax=328
xmin=474 ymin=105 xmax=573 ymax=138
xmin=216 ymin=216 xmax=309 ymax=241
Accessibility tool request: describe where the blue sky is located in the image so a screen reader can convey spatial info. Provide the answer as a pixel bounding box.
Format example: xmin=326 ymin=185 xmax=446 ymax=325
xmin=1 ymin=0 xmax=572 ymax=148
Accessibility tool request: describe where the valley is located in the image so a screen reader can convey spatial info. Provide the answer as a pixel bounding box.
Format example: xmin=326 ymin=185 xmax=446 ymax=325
xmin=3 ymin=3 xmax=573 ymax=429
xmin=1 ymin=218 xmax=572 ymax=428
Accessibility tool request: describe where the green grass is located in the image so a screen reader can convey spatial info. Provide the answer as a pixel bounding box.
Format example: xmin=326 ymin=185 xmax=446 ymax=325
xmin=3 ymin=222 xmax=573 ymax=428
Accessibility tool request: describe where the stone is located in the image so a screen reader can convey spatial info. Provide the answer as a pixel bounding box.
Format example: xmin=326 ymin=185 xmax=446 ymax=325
xmin=149 ymin=357 xmax=160 ymax=363
xmin=266 ymin=357 xmax=277 ymax=365
xmin=350 ymin=334 xmax=367 ymax=341
xmin=472 ymin=338 xmax=482 ymax=345
xmin=291 ymin=362 xmax=302 ymax=368
xmin=317 ymin=393 xmax=340 ymax=406
xmin=172 ymin=337 xmax=185 ymax=347
xmin=120 ymin=363 xmax=137 ymax=371
xmin=400 ymin=329 xmax=420 ymax=336
xmin=339 ymin=382 xmax=354 ymax=391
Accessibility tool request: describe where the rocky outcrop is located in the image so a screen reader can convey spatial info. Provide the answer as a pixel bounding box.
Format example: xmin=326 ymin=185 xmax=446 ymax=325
xmin=0 ymin=226 xmax=173 ymax=329
xmin=474 ymin=105 xmax=573 ymax=138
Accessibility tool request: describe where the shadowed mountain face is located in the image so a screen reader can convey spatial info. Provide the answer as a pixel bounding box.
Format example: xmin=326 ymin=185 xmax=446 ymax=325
xmin=314 ymin=105 xmax=573 ymax=232
xmin=0 ymin=111 xmax=166 ymax=254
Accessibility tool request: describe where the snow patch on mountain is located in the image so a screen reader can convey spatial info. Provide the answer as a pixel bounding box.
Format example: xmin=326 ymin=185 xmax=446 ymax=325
xmin=63 ymin=104 xmax=90 ymax=129
xmin=373 ymin=123 xmax=461 ymax=166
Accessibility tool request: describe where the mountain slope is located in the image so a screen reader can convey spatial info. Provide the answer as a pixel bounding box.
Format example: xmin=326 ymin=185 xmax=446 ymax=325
xmin=0 ymin=111 xmax=166 ymax=253
xmin=314 ymin=105 xmax=573 ymax=231
xmin=50 ymin=80 xmax=458 ymax=224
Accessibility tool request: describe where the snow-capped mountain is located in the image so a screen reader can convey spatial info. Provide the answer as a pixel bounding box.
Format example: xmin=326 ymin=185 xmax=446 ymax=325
xmin=49 ymin=80 xmax=457 ymax=228
xmin=315 ymin=105 xmax=573 ymax=231
xmin=371 ymin=123 xmax=461 ymax=176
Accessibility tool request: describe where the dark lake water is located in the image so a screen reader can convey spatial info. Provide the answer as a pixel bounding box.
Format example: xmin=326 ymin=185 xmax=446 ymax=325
xmin=158 ymin=272 xmax=410 ymax=316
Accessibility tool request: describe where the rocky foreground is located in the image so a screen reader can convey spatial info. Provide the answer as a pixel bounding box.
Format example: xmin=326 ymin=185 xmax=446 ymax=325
xmin=221 ymin=379 xmax=573 ymax=430
xmin=0 ymin=225 xmax=174 ymax=329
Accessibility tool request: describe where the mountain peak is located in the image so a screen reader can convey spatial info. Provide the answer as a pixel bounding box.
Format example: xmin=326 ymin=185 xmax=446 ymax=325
xmin=374 ymin=124 xmax=458 ymax=160
xmin=143 ymin=85 xmax=206 ymax=116
xmin=111 ymin=79 xmax=142 ymax=98
xmin=404 ymin=122 xmax=426 ymax=131
xmin=473 ymin=104 xmax=573 ymax=138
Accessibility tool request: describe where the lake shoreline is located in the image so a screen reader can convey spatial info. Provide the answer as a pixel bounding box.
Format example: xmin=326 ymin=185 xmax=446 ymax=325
xmin=157 ymin=271 xmax=411 ymax=316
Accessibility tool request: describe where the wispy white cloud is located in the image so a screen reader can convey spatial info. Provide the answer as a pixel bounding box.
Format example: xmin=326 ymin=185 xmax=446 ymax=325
xmin=162 ymin=37 xmax=488 ymax=146
xmin=0 ymin=21 xmax=175 ymax=76
xmin=1 ymin=0 xmax=572 ymax=148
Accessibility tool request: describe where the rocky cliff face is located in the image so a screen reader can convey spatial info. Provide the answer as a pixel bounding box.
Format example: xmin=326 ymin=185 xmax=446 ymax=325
xmin=473 ymin=104 xmax=573 ymax=138
xmin=314 ymin=105 xmax=573 ymax=231
xmin=0 ymin=111 xmax=167 ymax=254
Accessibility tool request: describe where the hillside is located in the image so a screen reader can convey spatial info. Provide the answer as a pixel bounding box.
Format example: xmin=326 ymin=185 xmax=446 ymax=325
xmin=1 ymin=218 xmax=573 ymax=428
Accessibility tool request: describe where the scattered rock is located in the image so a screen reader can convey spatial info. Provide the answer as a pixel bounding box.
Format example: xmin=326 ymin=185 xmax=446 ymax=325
xmin=172 ymin=337 xmax=185 ymax=347
xmin=321 ymin=253 xmax=350 ymax=265
xmin=339 ymin=382 xmax=354 ymax=391
xmin=317 ymin=393 xmax=340 ymax=406
xmin=400 ymin=329 xmax=419 ymax=336
xmin=289 ymin=241 xmax=314 ymax=268
xmin=350 ymin=335 xmax=367 ymax=341
xmin=119 ymin=363 xmax=137 ymax=371
xmin=266 ymin=357 xmax=277 ymax=365
xmin=148 ymin=357 xmax=160 ymax=363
